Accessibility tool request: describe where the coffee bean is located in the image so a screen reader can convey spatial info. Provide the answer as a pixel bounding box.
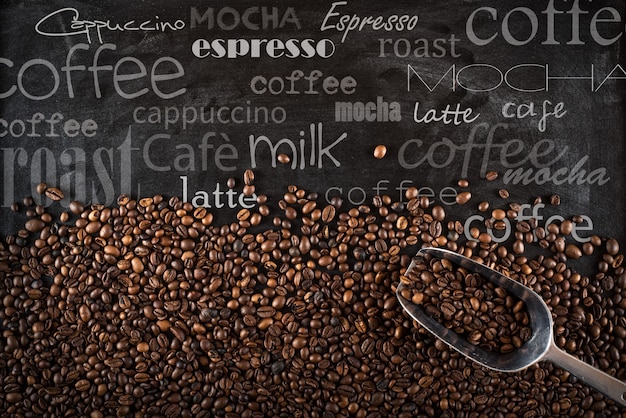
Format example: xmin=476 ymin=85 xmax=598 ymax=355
xmin=485 ymin=171 xmax=498 ymax=181
xmin=35 ymin=182 xmax=48 ymax=195
xmin=361 ymin=338 xmax=375 ymax=355
xmin=139 ymin=197 xmax=153 ymax=207
xmin=277 ymin=153 xmax=290 ymax=164
xmin=257 ymin=306 xmax=276 ymax=318
xmin=118 ymin=295 xmax=131 ymax=310
xmin=44 ymin=187 xmax=64 ymax=201
xmin=565 ymin=244 xmax=582 ymax=259
xmin=321 ymin=205 xmax=336 ymax=223
xmin=75 ymin=379 xmax=90 ymax=392
xmin=243 ymin=169 xmax=255 ymax=185
xmin=78 ymin=304 xmax=92 ymax=322
xmin=455 ymin=192 xmax=471 ymax=205
xmin=243 ymin=184 xmax=255 ymax=196
xmin=135 ymin=372 xmax=150 ymax=383
xmin=105 ymin=358 xmax=123 ymax=368
xmin=25 ymin=219 xmax=45 ymax=232
xmin=440 ymin=302 xmax=456 ymax=316
xmin=337 ymin=384 xmax=356 ymax=397
xmin=373 ymin=145 xmax=387 ymax=159
xmin=606 ymin=238 xmax=620 ymax=255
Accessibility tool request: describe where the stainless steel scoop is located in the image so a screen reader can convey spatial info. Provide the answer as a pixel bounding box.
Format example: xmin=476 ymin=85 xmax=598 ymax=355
xmin=396 ymin=247 xmax=626 ymax=407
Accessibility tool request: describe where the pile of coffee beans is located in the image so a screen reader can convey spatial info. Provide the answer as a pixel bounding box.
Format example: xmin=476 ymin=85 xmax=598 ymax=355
xmin=399 ymin=253 xmax=533 ymax=354
xmin=0 ymin=175 xmax=625 ymax=418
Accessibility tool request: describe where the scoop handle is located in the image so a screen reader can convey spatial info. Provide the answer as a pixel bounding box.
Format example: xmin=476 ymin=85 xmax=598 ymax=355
xmin=545 ymin=342 xmax=626 ymax=407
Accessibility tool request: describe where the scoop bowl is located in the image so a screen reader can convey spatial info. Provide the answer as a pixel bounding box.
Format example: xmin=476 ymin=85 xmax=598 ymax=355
xmin=396 ymin=247 xmax=626 ymax=407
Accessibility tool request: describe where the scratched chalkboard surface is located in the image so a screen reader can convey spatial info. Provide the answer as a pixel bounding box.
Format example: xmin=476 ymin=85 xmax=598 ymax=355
xmin=1 ymin=0 xmax=626 ymax=415
xmin=1 ymin=0 xmax=624 ymax=241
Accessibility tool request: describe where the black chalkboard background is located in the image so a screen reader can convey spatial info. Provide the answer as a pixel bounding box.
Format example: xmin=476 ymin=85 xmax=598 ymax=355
xmin=1 ymin=0 xmax=624 ymax=247
xmin=2 ymin=0 xmax=626 ymax=415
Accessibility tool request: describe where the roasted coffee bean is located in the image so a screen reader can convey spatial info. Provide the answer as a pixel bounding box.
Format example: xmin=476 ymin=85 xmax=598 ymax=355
xmin=36 ymin=182 xmax=48 ymax=195
xmin=44 ymin=187 xmax=64 ymax=201
xmin=373 ymin=145 xmax=387 ymax=159
xmin=104 ymin=358 xmax=123 ymax=368
xmin=243 ymin=169 xmax=255 ymax=185
xmin=277 ymin=153 xmax=290 ymax=164
xmin=257 ymin=306 xmax=276 ymax=318
xmin=322 ymin=205 xmax=336 ymax=223
xmin=485 ymin=171 xmax=498 ymax=181
xmin=606 ymin=238 xmax=620 ymax=255
xmin=118 ymin=295 xmax=131 ymax=310
xmin=75 ymin=379 xmax=90 ymax=392
xmin=455 ymin=192 xmax=471 ymax=205
xmin=25 ymin=219 xmax=45 ymax=232
xmin=337 ymin=384 xmax=356 ymax=397
xmin=242 ymin=184 xmax=255 ymax=196
xmin=135 ymin=373 xmax=150 ymax=383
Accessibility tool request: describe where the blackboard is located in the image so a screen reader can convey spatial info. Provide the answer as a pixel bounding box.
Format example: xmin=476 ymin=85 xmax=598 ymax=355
xmin=1 ymin=0 xmax=624 ymax=243
xmin=1 ymin=0 xmax=626 ymax=415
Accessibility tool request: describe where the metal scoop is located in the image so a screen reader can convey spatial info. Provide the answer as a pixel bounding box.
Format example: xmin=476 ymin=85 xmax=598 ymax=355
xmin=396 ymin=247 xmax=626 ymax=407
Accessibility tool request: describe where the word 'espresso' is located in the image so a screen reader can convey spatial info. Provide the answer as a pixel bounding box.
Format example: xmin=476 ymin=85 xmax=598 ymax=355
xmin=191 ymin=39 xmax=335 ymax=59
xmin=320 ymin=1 xmax=419 ymax=42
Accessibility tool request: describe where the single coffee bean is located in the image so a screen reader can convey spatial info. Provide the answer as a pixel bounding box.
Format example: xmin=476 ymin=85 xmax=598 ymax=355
xmin=75 ymin=379 xmax=90 ymax=392
xmin=257 ymin=306 xmax=276 ymax=318
xmin=606 ymin=238 xmax=620 ymax=255
xmin=44 ymin=187 xmax=64 ymax=201
xmin=135 ymin=373 xmax=150 ymax=383
xmin=116 ymin=194 xmax=130 ymax=205
xmin=455 ymin=192 xmax=471 ymax=205
xmin=36 ymin=182 xmax=48 ymax=195
xmin=485 ymin=171 xmax=498 ymax=181
xmin=243 ymin=184 xmax=255 ymax=196
xmin=373 ymin=145 xmax=387 ymax=159
xmin=243 ymin=169 xmax=255 ymax=185
xmin=118 ymin=295 xmax=131 ymax=310
xmin=139 ymin=197 xmax=154 ymax=207
xmin=25 ymin=219 xmax=45 ymax=232
xmin=565 ymin=244 xmax=583 ymax=259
